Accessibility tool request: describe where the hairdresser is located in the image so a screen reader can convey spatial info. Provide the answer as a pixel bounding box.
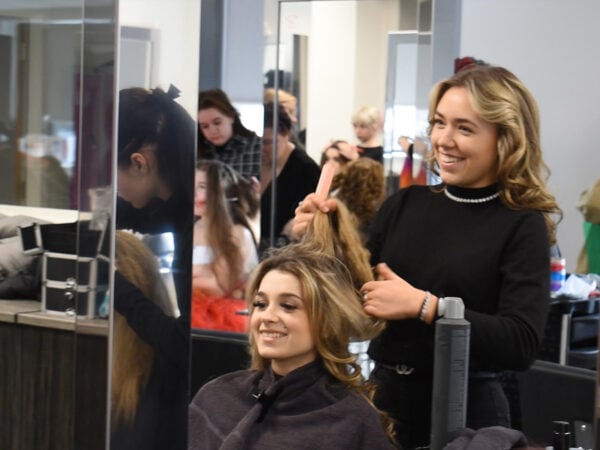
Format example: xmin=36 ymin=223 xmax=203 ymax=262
xmin=114 ymin=85 xmax=195 ymax=449
xmin=293 ymin=65 xmax=561 ymax=449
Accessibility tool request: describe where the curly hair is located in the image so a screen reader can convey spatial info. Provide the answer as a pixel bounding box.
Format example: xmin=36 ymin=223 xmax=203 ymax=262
xmin=331 ymin=158 xmax=386 ymax=235
xmin=427 ymin=65 xmax=561 ymax=243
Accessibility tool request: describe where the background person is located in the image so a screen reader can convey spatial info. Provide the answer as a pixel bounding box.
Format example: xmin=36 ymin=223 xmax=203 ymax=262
xmin=260 ymin=103 xmax=320 ymax=249
xmin=351 ymin=105 xmax=384 ymax=165
xmin=264 ymin=87 xmax=306 ymax=150
xmin=198 ymin=88 xmax=262 ymax=182
xmin=192 ymin=160 xmax=259 ymax=332
xmin=319 ymin=139 xmax=359 ymax=175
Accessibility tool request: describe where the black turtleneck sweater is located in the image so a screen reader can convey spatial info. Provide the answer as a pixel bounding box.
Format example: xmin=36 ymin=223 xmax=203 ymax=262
xmin=367 ymin=184 xmax=550 ymax=375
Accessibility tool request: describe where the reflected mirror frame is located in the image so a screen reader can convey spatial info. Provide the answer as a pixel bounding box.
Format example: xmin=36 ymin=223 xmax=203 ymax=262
xmin=76 ymin=0 xmax=116 ymax=448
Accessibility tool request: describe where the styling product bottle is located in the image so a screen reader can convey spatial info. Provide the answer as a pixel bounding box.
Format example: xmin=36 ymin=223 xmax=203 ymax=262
xmin=429 ymin=297 xmax=470 ymax=450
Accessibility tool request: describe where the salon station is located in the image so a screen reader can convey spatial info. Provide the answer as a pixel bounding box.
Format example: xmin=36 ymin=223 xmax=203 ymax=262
xmin=0 ymin=0 xmax=599 ymax=449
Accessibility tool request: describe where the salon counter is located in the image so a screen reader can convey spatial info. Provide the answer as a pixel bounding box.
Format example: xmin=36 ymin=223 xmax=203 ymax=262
xmin=0 ymin=299 xmax=107 ymax=450
xmin=0 ymin=299 xmax=109 ymax=335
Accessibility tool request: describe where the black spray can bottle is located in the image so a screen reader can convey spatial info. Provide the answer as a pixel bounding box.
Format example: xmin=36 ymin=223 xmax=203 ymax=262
xmin=429 ymin=297 xmax=471 ymax=450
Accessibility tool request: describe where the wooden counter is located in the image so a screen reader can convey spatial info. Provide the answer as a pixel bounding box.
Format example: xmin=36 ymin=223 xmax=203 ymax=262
xmin=0 ymin=299 xmax=107 ymax=450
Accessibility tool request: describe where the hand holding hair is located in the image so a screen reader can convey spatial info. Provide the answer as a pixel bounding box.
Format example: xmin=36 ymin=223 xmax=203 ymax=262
xmin=361 ymin=263 xmax=433 ymax=321
xmin=291 ymin=192 xmax=338 ymax=240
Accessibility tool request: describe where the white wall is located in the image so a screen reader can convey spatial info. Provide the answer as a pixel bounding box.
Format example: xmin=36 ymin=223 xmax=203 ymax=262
xmin=118 ymin=0 xmax=200 ymax=116
xmin=460 ymin=0 xmax=600 ymax=272
xmin=266 ymin=0 xmax=399 ymax=162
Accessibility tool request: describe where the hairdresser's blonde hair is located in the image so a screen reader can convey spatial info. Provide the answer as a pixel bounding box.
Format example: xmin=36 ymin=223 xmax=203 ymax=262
xmin=111 ymin=230 xmax=175 ymax=428
xmin=427 ymin=65 xmax=561 ymax=243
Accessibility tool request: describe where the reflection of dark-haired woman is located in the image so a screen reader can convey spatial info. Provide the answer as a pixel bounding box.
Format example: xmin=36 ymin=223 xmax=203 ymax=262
xmin=197 ymin=88 xmax=262 ymax=182
xmin=260 ymin=103 xmax=320 ymax=249
xmin=113 ymin=85 xmax=195 ymax=449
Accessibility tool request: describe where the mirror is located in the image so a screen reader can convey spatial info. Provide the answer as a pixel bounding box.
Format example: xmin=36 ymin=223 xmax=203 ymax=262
xmin=189 ymin=0 xmax=264 ymax=395
xmin=0 ymin=1 xmax=115 ymax=449
xmin=262 ymin=0 xmax=598 ymax=447
xmin=109 ymin=0 xmax=199 ymax=448
xmin=0 ymin=7 xmax=79 ymax=210
xmin=266 ymin=0 xmax=401 ymax=166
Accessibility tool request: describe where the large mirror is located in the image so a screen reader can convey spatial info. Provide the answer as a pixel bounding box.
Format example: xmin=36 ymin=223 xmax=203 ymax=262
xmin=0 ymin=1 xmax=114 ymax=449
xmin=260 ymin=0 xmax=599 ymax=448
xmin=109 ymin=1 xmax=199 ymax=449
xmin=1 ymin=0 xmax=598 ymax=448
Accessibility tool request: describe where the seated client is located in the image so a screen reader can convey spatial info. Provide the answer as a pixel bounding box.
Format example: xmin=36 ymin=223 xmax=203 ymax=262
xmin=188 ymin=242 xmax=396 ymax=449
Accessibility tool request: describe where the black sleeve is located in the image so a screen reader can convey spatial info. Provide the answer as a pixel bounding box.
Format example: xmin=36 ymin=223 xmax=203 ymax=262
xmin=114 ymin=271 xmax=189 ymax=373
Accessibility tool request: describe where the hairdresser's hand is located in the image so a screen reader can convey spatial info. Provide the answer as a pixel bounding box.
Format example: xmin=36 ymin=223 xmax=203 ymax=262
xmin=361 ymin=263 xmax=430 ymax=321
xmin=291 ymin=193 xmax=338 ymax=240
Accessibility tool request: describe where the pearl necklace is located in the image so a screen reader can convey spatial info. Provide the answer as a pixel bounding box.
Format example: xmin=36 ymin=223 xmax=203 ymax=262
xmin=444 ymin=187 xmax=500 ymax=204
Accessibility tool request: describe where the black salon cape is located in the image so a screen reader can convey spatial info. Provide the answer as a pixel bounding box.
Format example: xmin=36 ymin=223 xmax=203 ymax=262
xmin=188 ymin=361 xmax=395 ymax=449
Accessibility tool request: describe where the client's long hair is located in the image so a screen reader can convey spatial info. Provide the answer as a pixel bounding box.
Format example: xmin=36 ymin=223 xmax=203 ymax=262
xmin=246 ymin=202 xmax=393 ymax=442
xmin=111 ymin=230 xmax=175 ymax=428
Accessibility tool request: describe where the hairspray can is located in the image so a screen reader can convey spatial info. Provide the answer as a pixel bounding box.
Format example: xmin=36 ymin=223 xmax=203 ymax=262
xmin=429 ymin=297 xmax=470 ymax=450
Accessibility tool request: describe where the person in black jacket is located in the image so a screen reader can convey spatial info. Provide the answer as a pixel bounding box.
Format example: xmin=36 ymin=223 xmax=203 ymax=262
xmin=113 ymin=85 xmax=195 ymax=449
xmin=260 ymin=103 xmax=320 ymax=249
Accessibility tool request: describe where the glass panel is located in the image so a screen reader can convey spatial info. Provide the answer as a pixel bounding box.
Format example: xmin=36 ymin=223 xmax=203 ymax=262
xmin=109 ymin=1 xmax=199 ymax=448
xmin=74 ymin=1 xmax=115 ymax=449
xmin=263 ymin=0 xmax=401 ymax=243
xmin=191 ymin=1 xmax=263 ymax=375
xmin=0 ymin=1 xmax=112 ymax=449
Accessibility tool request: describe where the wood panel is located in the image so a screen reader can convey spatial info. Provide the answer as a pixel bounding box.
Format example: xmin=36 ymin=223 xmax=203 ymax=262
xmin=0 ymin=321 xmax=107 ymax=450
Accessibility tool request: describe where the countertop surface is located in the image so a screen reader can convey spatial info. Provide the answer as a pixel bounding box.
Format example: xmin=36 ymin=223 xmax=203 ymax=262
xmin=0 ymin=299 xmax=108 ymax=336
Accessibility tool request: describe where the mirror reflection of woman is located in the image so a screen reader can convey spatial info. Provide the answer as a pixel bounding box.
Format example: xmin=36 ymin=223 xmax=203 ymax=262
xmin=114 ymin=85 xmax=195 ymax=450
xmin=294 ymin=65 xmax=562 ymax=449
xmin=198 ymin=88 xmax=262 ymax=183
xmin=351 ymin=105 xmax=384 ymax=165
xmin=260 ymin=103 xmax=320 ymax=248
xmin=189 ymin=244 xmax=396 ymax=449
xmin=111 ymin=230 xmax=178 ymax=449
xmin=319 ymin=139 xmax=359 ymax=176
xmin=191 ymin=160 xmax=259 ymax=332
